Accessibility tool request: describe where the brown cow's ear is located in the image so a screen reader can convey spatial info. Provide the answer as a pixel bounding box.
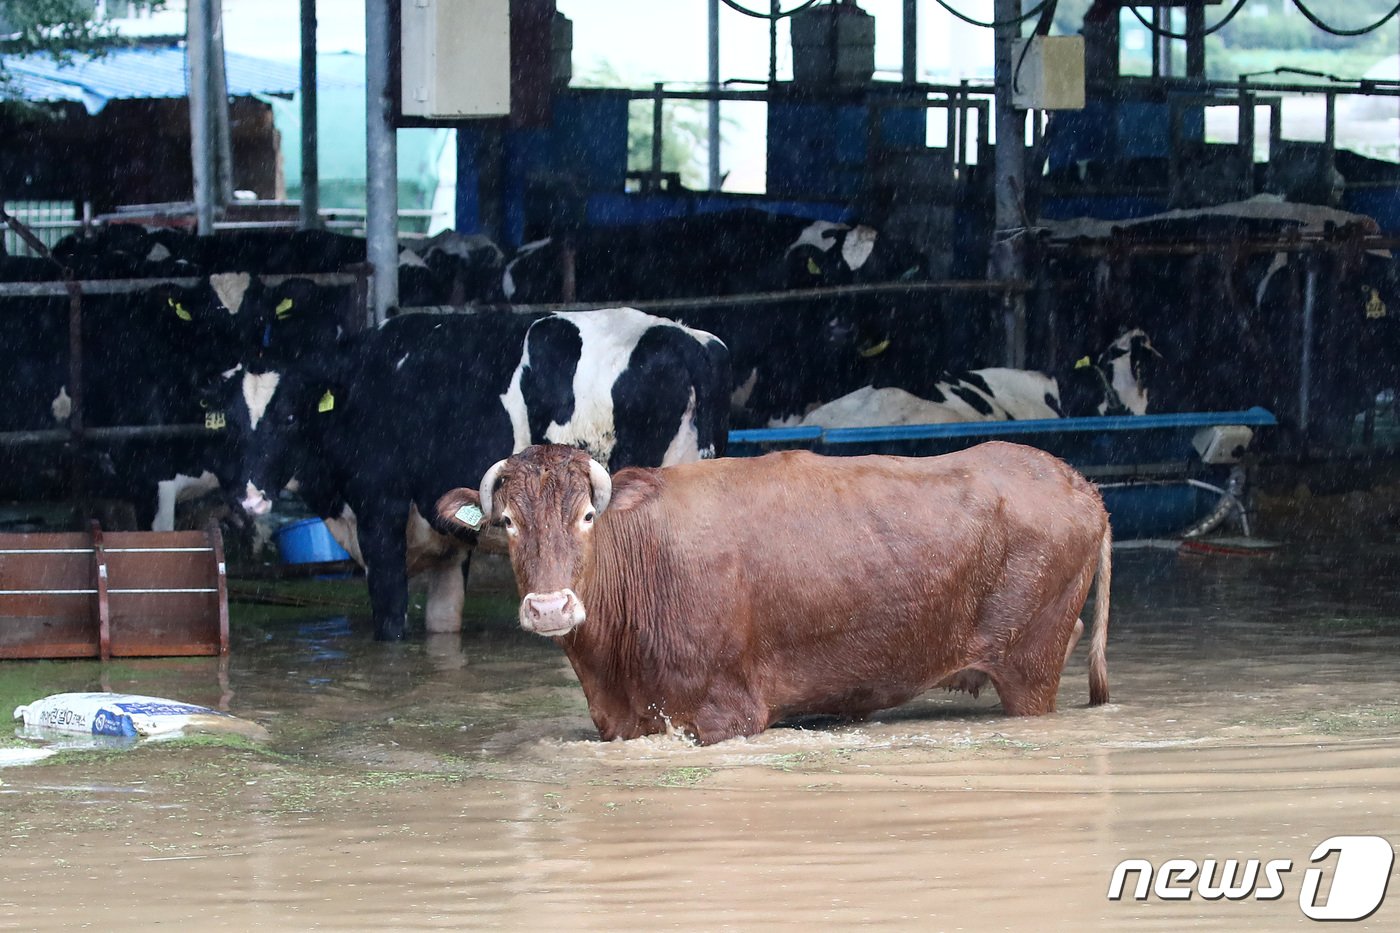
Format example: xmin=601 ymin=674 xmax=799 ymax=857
xmin=434 ymin=487 xmax=485 ymax=537
xmin=606 ymin=468 xmax=662 ymax=514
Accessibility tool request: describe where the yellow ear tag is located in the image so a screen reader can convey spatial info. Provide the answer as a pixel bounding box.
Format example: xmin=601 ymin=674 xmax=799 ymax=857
xmin=807 ymin=257 xmax=822 ymax=275
xmin=276 ymin=297 xmax=294 ymax=319
xmin=454 ymin=503 xmax=484 ymax=530
xmin=173 ymin=302 xmax=192 ymax=322
xmin=859 ymin=338 xmax=891 ymax=359
xmin=317 ymin=390 xmax=335 ymax=413
xmin=1366 ymin=288 xmax=1387 ymax=320
xmin=204 ymin=411 xmax=226 ymax=430
xmin=1074 ymin=356 xmax=1092 ymax=370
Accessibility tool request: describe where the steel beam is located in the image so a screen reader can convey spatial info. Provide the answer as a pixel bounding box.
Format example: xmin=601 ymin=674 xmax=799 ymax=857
xmin=365 ymin=0 xmax=398 ymax=324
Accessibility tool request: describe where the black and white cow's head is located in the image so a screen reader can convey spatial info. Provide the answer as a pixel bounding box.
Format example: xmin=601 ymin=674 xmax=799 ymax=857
xmin=144 ymin=274 xmax=265 ymax=392
xmin=210 ymin=356 xmax=342 ymax=517
xmin=421 ymin=231 xmax=506 ymax=305
xmin=1101 ymin=328 xmax=1160 ymax=415
xmin=1058 ymin=329 xmax=1161 ymax=417
xmin=782 ymin=220 xmax=925 ymax=289
xmin=202 ymin=279 xmax=347 ymax=516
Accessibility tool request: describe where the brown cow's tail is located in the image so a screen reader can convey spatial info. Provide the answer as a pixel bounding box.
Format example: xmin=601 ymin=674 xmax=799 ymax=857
xmin=1089 ymin=523 xmax=1112 ymax=706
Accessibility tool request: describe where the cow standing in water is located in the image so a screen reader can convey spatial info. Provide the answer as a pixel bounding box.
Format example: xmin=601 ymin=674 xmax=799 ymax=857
xmin=436 ymin=443 xmax=1111 ymax=745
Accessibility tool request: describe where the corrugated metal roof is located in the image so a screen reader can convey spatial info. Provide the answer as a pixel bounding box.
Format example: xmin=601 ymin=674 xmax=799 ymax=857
xmin=2 ymin=45 xmax=362 ymax=114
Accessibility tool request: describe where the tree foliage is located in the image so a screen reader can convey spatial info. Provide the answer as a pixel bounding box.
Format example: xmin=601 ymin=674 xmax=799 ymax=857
xmin=1215 ymin=0 xmax=1398 ymax=53
xmin=0 ymin=1 xmax=166 ymax=105
xmin=0 ymin=1 xmax=141 ymax=60
xmin=1049 ymin=1 xmax=1399 ymax=81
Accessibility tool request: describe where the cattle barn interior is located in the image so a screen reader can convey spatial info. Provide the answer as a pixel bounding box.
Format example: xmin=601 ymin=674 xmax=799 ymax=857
xmin=5 ymin=2 xmax=1400 ymax=927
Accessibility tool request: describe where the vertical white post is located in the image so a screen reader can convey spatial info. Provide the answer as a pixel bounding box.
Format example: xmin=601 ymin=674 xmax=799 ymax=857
xmin=187 ymin=0 xmax=216 ymax=235
xmin=301 ymin=0 xmax=321 ymax=228
xmin=366 ymin=0 xmax=398 ymax=324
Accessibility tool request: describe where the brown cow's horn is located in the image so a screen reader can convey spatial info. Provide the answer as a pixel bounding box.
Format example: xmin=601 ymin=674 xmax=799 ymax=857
xmin=587 ymin=459 xmax=612 ymax=514
xmin=477 ymin=458 xmax=508 ymax=520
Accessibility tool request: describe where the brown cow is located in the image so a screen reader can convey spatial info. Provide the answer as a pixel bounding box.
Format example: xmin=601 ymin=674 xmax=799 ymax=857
xmin=436 ymin=442 xmax=1111 ymax=745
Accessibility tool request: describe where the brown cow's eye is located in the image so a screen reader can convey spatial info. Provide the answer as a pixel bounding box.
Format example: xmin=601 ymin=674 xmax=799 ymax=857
xmin=497 ymin=515 xmax=512 ymax=529
xmin=583 ymin=511 xmax=595 ymax=524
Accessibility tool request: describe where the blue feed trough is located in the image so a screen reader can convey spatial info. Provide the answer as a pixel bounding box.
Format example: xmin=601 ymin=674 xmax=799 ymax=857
xmin=275 ymin=518 xmax=352 ymax=564
xmin=727 ymin=408 xmax=1279 ymax=540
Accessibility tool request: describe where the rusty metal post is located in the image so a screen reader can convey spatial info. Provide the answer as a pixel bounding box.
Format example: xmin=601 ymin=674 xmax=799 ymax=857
xmin=91 ymin=521 xmax=111 ymax=660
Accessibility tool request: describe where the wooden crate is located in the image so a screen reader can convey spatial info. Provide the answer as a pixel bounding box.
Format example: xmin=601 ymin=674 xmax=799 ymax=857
xmin=0 ymin=522 xmax=228 ymax=660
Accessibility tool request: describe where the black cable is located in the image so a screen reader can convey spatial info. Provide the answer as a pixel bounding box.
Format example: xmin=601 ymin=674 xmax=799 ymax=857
xmin=930 ymin=0 xmax=1051 ymax=30
xmin=718 ymin=0 xmax=822 ymax=20
xmin=1125 ymin=0 xmax=1250 ymax=40
xmin=1290 ymin=0 xmax=1400 ymax=38
xmin=1014 ymin=0 xmax=1058 ymax=97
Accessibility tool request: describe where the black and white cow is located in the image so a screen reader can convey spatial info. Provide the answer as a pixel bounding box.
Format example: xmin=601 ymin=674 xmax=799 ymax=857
xmin=800 ymin=330 xmax=1158 ymax=428
xmin=400 ymin=231 xmax=505 ymax=307
xmin=498 ymin=209 xmax=925 ymax=303
xmin=215 ymin=305 xmax=729 ymax=640
xmin=0 ymin=270 xmax=267 ymax=528
xmin=50 ymin=224 xmax=498 ymax=306
xmin=1042 ymin=205 xmax=1400 ymax=444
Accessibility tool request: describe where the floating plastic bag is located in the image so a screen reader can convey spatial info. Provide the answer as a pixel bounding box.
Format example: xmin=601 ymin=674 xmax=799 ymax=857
xmin=13 ymin=693 xmax=269 ymax=741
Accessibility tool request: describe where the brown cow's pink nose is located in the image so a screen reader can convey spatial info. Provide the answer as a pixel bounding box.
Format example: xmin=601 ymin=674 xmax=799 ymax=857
xmin=525 ymin=593 xmax=569 ymax=619
xmin=519 ymin=589 xmax=585 ymax=636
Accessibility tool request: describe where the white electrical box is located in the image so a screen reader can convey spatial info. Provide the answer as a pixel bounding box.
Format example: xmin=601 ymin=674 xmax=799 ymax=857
xmin=401 ymin=0 xmax=510 ymax=119
xmin=1193 ymin=425 xmax=1255 ymax=465
xmin=1010 ymin=35 xmax=1085 ymax=111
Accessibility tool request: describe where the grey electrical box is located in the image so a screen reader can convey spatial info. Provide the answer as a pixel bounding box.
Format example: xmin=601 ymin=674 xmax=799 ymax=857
xmin=790 ymin=2 xmax=875 ymax=88
xmin=401 ymin=0 xmax=510 ymax=119
xmin=1010 ymin=35 xmax=1085 ymax=111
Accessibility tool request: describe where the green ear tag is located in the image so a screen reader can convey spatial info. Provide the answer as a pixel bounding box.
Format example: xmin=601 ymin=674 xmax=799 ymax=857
xmin=454 ymin=503 xmax=484 ymax=529
xmin=204 ymin=411 xmax=226 ymax=430
xmin=858 ymin=338 xmax=891 ymax=359
xmin=1366 ymin=288 xmax=1387 ymax=320
xmin=276 ymin=297 xmax=294 ymax=319
xmin=806 ymin=257 xmax=822 ymax=275
xmin=1074 ymin=356 xmax=1092 ymax=370
xmin=173 ymin=302 xmax=192 ymax=322
xmin=317 ymin=390 xmax=335 ymax=413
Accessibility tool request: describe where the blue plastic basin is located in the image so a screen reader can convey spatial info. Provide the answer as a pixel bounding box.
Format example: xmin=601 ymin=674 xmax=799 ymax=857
xmin=274 ymin=518 xmax=352 ymax=564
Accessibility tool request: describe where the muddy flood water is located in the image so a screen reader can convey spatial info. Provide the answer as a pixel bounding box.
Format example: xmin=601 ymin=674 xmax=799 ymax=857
xmin=5 ymin=522 xmax=1400 ymax=930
